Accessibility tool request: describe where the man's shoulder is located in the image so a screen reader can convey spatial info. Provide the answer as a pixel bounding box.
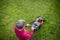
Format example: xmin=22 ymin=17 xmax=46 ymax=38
xmin=14 ymin=25 xmax=19 ymax=31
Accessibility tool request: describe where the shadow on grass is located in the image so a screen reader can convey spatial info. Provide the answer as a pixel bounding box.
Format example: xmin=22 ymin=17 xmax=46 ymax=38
xmin=55 ymin=0 xmax=60 ymax=40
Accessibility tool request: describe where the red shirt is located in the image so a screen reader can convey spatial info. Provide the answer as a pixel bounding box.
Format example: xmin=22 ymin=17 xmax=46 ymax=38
xmin=14 ymin=26 xmax=34 ymax=40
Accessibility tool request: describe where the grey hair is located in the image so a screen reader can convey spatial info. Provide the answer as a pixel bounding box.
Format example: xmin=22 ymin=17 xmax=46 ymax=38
xmin=16 ymin=19 xmax=25 ymax=29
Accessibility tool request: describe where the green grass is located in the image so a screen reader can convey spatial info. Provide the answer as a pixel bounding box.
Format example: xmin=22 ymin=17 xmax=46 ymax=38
xmin=0 ymin=0 xmax=60 ymax=40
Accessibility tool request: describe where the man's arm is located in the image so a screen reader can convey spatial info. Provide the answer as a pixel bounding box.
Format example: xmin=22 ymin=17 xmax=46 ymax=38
xmin=24 ymin=27 xmax=34 ymax=39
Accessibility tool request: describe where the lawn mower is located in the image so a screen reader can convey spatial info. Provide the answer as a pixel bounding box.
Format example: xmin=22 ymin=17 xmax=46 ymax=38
xmin=31 ymin=16 xmax=45 ymax=32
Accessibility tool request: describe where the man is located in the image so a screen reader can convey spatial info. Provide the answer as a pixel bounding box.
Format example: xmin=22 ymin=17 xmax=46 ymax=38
xmin=14 ymin=19 xmax=34 ymax=40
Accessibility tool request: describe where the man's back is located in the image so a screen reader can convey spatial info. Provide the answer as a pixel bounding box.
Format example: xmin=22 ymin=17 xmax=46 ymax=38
xmin=14 ymin=26 xmax=34 ymax=40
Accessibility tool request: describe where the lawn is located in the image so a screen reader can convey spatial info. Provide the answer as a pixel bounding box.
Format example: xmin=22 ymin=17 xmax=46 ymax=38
xmin=0 ymin=0 xmax=60 ymax=40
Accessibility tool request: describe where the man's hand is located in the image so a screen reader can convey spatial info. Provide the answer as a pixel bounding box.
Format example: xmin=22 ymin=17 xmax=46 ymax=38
xmin=25 ymin=24 xmax=30 ymax=27
xmin=26 ymin=24 xmax=30 ymax=27
xmin=31 ymin=27 xmax=34 ymax=30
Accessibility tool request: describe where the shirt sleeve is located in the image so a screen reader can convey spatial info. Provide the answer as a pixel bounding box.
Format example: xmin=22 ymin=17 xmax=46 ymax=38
xmin=24 ymin=29 xmax=34 ymax=39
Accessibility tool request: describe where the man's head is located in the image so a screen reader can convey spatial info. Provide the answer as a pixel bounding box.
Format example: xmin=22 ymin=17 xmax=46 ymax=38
xmin=16 ymin=19 xmax=25 ymax=29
